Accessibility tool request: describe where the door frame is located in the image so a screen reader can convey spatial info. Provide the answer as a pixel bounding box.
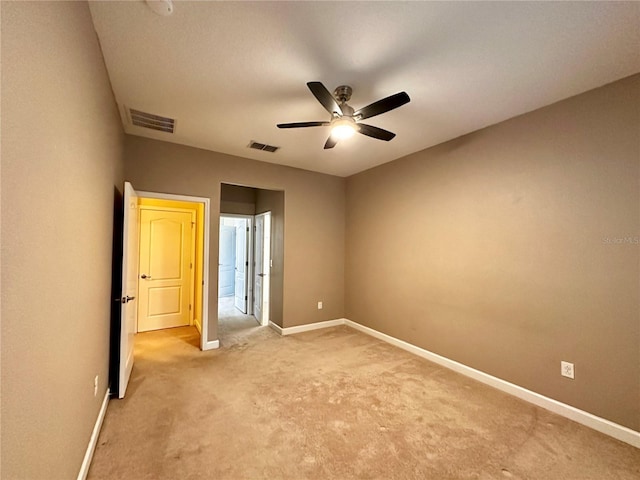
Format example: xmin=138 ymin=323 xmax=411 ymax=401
xmin=138 ymin=190 xmax=212 ymax=351
xmin=218 ymin=214 xmax=254 ymax=316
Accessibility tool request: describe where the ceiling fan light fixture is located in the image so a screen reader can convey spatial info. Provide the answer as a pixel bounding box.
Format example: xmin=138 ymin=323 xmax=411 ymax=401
xmin=331 ymin=117 xmax=357 ymax=140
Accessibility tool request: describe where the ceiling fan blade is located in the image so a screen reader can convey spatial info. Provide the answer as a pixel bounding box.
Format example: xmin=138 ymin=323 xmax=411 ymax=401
xmin=324 ymin=135 xmax=338 ymax=149
xmin=354 ymin=92 xmax=410 ymax=121
xmin=277 ymin=121 xmax=330 ymax=129
xmin=357 ymin=123 xmax=396 ymax=141
xmin=307 ymin=82 xmax=343 ymax=116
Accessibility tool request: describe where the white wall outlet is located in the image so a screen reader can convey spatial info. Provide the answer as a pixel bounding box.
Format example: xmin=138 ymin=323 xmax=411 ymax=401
xmin=561 ymin=361 xmax=575 ymax=379
xmin=94 ymin=375 xmax=99 ymax=396
xmin=317 ymin=301 xmax=323 ymax=310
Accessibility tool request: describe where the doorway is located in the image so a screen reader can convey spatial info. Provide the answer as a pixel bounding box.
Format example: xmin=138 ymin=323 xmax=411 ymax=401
xmin=218 ymin=183 xmax=282 ymax=341
xmin=217 ymin=183 xmax=285 ymax=343
xmin=113 ymin=184 xmax=211 ymax=399
xmin=138 ymin=205 xmax=195 ymax=332
xmin=218 ymin=215 xmax=253 ymax=316
xmin=137 ymin=191 xmax=211 ymax=351
xmin=218 ymin=212 xmax=271 ymax=327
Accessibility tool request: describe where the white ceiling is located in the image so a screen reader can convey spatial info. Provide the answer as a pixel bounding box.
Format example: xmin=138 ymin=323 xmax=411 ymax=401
xmin=88 ymin=1 xmax=639 ymax=177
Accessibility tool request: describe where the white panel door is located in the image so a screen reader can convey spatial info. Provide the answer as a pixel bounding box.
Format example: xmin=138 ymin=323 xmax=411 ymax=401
xmin=253 ymin=215 xmax=264 ymax=323
xmin=253 ymin=212 xmax=271 ymax=326
xmin=119 ymin=182 xmax=139 ymax=399
xmin=234 ymin=220 xmax=248 ymax=313
xmin=138 ymin=209 xmax=193 ymax=332
xmin=218 ymin=225 xmax=236 ymax=297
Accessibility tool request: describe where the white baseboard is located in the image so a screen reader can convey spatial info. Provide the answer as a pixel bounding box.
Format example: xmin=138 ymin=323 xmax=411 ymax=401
xmin=275 ymin=318 xmax=346 ymax=336
xmin=268 ymin=321 xmax=283 ymax=335
xmin=268 ymin=316 xmax=639 ymax=448
xmin=203 ymin=339 xmax=220 ymax=350
xmin=194 ymin=318 xmax=202 ymax=334
xmin=77 ymin=388 xmax=110 ymax=480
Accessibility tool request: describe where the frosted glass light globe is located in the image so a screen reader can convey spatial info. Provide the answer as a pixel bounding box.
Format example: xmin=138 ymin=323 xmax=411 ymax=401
xmin=331 ymin=118 xmax=357 ymax=139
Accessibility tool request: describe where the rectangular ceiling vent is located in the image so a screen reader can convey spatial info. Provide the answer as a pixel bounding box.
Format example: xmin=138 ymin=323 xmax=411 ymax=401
xmin=127 ymin=107 xmax=175 ymax=134
xmin=248 ymin=140 xmax=279 ymax=153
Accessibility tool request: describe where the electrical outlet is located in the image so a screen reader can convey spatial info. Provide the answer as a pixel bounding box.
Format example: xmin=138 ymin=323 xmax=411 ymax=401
xmin=561 ymin=361 xmax=574 ymax=379
xmin=317 ymin=301 xmax=323 ymax=310
xmin=94 ymin=375 xmax=99 ymax=396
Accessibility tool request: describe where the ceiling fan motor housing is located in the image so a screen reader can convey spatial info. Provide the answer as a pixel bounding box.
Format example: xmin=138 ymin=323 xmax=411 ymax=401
xmin=334 ymin=85 xmax=353 ymax=103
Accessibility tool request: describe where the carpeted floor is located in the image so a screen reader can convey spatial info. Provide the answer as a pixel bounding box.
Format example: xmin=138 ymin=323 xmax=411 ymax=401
xmin=88 ymin=309 xmax=639 ymax=479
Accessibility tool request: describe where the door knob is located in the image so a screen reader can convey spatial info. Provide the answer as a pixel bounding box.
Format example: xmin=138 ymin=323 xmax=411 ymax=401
xmin=141 ymin=274 xmax=151 ymax=279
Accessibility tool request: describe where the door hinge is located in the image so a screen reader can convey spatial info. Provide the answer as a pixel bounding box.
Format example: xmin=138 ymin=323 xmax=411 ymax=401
xmin=191 ymin=222 xmax=195 ymax=227
xmin=190 ymin=262 xmax=193 ymax=269
xmin=189 ymin=304 xmax=192 ymax=311
xmin=246 ymin=227 xmax=249 ymax=232
xmin=245 ymin=295 xmax=248 ymax=301
xmin=246 ymin=261 xmax=249 ymax=267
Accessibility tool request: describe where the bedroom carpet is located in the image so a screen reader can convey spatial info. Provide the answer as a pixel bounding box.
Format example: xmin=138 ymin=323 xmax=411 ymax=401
xmin=88 ymin=315 xmax=639 ymax=479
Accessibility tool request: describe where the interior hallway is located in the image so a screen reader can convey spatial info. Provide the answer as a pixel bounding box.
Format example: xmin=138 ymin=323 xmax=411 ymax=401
xmin=87 ymin=322 xmax=639 ymax=479
xmin=217 ymin=295 xmax=262 ymax=347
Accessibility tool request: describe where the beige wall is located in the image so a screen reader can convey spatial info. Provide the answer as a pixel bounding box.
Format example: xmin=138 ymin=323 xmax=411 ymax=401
xmin=124 ymin=135 xmax=346 ymax=339
xmin=1 ymin=2 xmax=124 ymax=478
xmin=220 ymin=183 xmax=257 ymax=215
xmin=346 ymin=75 xmax=640 ymax=430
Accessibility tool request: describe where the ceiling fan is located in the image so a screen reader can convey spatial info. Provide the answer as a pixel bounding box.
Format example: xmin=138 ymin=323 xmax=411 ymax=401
xmin=277 ymin=82 xmax=410 ymax=149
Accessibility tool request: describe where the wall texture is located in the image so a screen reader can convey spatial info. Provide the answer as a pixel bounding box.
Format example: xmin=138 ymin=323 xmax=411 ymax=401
xmin=345 ymin=74 xmax=640 ymax=431
xmin=220 ymin=183 xmax=257 ymax=215
xmin=124 ymin=135 xmax=345 ymax=339
xmin=1 ymin=2 xmax=124 ymax=478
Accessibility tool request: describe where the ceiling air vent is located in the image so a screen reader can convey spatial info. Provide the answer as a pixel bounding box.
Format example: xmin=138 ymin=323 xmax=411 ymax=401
xmin=248 ymin=141 xmax=279 ymax=153
xmin=127 ymin=107 xmax=175 ymax=133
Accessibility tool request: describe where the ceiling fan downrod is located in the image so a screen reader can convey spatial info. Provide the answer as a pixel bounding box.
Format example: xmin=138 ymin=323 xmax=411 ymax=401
xmin=333 ymin=86 xmax=355 ymax=117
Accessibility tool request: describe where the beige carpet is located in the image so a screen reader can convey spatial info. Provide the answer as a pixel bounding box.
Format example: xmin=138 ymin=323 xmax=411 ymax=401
xmin=88 ymin=313 xmax=639 ymax=479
